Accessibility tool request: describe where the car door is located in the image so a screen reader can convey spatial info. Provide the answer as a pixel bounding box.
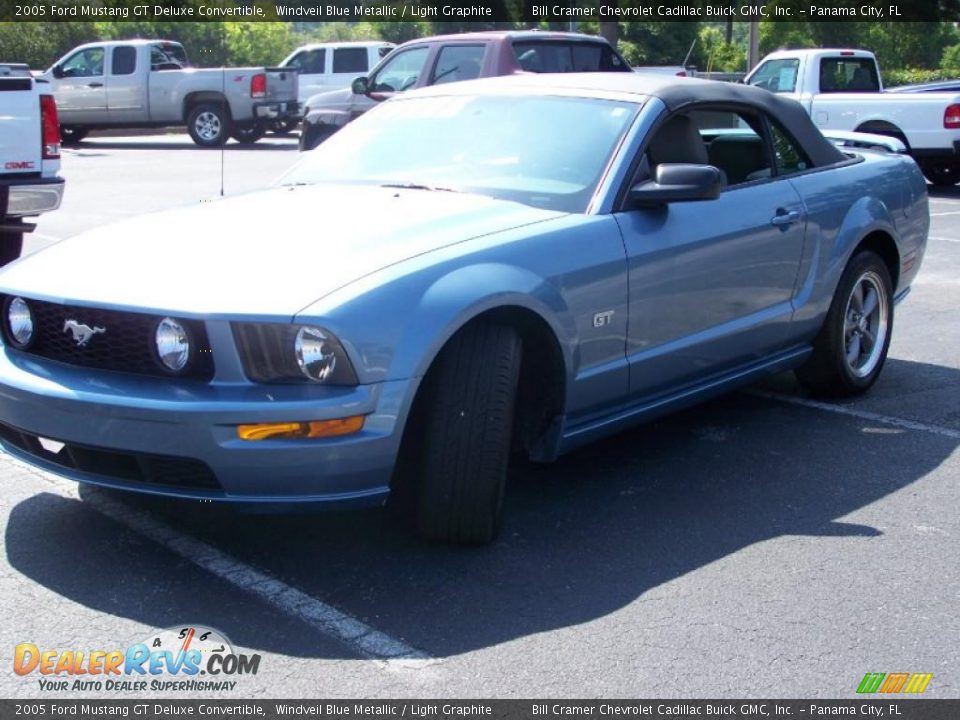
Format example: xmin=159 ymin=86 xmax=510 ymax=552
xmin=615 ymin=107 xmax=808 ymax=398
xmin=51 ymin=46 xmax=108 ymax=124
xmin=106 ymin=45 xmax=147 ymax=124
xmin=363 ymin=45 xmax=432 ymax=107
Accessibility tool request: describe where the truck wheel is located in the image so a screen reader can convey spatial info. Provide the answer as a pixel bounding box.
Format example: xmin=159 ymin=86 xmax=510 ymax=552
xmin=187 ymin=104 xmax=230 ymax=147
xmin=796 ymin=251 xmax=893 ymax=398
xmin=413 ymin=322 xmax=522 ymax=545
xmin=299 ymin=122 xmax=336 ymax=152
xmin=0 ymin=227 xmax=24 ymax=266
xmin=921 ymin=164 xmax=960 ymax=187
xmin=231 ymin=122 xmax=266 ymax=144
xmin=60 ymin=127 xmax=87 ymax=145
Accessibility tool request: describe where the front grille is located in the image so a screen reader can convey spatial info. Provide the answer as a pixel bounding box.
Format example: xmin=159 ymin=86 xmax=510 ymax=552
xmin=0 ymin=295 xmax=214 ymax=381
xmin=0 ymin=421 xmax=220 ymax=491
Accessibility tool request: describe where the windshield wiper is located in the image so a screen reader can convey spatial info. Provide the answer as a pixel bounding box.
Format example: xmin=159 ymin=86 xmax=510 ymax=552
xmin=380 ymin=182 xmax=460 ymax=193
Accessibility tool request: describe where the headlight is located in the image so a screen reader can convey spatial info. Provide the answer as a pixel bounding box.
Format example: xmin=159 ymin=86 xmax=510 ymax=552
xmin=232 ymin=323 xmax=357 ymax=385
xmin=295 ymin=326 xmax=338 ymax=382
xmin=6 ymin=297 xmax=34 ymax=348
xmin=155 ymin=317 xmax=191 ymax=372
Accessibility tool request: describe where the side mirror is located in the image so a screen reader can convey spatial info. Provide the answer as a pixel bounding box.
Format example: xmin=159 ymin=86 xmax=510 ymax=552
xmin=351 ymin=76 xmax=370 ymax=96
xmin=51 ymin=65 xmax=64 ymax=79
xmin=628 ymin=164 xmax=722 ymax=206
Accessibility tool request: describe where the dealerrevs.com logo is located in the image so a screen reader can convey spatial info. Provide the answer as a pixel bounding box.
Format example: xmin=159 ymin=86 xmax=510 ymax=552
xmin=14 ymin=625 xmax=261 ymax=693
xmin=857 ymin=673 xmax=933 ymax=694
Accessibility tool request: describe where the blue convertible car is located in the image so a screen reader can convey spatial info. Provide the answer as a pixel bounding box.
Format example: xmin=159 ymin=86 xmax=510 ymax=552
xmin=0 ymin=75 xmax=928 ymax=543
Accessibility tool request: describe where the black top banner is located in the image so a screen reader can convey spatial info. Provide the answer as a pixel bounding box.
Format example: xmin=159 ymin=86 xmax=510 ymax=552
xmin=4 ymin=0 xmax=958 ymax=23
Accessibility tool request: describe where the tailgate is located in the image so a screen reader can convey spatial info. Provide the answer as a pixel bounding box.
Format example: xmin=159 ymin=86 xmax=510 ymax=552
xmin=0 ymin=76 xmax=40 ymax=176
xmin=264 ymin=67 xmax=298 ymax=102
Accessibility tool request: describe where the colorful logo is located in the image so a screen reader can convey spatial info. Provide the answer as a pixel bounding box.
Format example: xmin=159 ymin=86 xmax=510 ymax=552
xmin=857 ymin=672 xmax=933 ymax=694
xmin=14 ymin=625 xmax=260 ymax=693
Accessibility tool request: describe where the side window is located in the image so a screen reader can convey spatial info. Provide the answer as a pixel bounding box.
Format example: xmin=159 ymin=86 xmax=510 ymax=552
xmin=150 ymin=44 xmax=187 ymax=71
xmin=431 ymin=45 xmax=485 ymax=85
xmin=662 ymin=109 xmax=771 ymax=187
xmin=819 ymin=58 xmax=880 ymax=93
xmin=369 ymin=46 xmax=430 ymax=93
xmin=747 ymin=58 xmax=799 ymax=93
xmin=333 ymin=47 xmax=368 ymax=74
xmin=287 ymin=50 xmax=325 ymax=75
xmin=769 ymin=121 xmax=811 ymax=176
xmin=61 ymin=48 xmax=104 ymax=78
xmin=111 ymin=46 xmax=136 ymax=76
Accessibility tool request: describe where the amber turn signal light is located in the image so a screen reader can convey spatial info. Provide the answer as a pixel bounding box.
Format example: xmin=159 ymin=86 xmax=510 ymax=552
xmin=237 ymin=416 xmax=365 ymax=441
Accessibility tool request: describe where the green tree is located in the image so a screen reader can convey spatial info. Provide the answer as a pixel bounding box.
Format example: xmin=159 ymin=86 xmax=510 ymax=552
xmin=0 ymin=22 xmax=99 ymax=70
xmin=618 ymin=22 xmax=699 ymax=66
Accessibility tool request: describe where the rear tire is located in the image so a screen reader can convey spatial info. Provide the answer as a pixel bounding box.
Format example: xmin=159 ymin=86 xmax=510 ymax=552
xmin=796 ymin=251 xmax=893 ymax=398
xmin=269 ymin=118 xmax=299 ymax=135
xmin=60 ymin=127 xmax=87 ymax=145
xmin=413 ymin=323 xmax=522 ymax=545
xmin=186 ymin=103 xmax=231 ymax=147
xmin=921 ymin=163 xmax=960 ymax=187
xmin=0 ymin=226 xmax=24 ymax=266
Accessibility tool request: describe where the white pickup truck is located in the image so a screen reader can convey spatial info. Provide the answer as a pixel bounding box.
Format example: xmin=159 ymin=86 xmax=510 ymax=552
xmin=40 ymin=39 xmax=298 ymax=147
xmin=0 ymin=63 xmax=64 ymax=266
xmin=745 ymin=48 xmax=960 ymax=185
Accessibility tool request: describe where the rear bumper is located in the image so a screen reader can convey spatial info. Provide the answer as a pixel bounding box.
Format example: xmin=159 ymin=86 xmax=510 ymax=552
xmin=911 ymin=142 xmax=960 ymax=162
xmin=253 ymin=100 xmax=299 ymax=120
xmin=0 ymin=348 xmax=408 ymax=506
xmin=0 ymin=176 xmax=64 ymax=220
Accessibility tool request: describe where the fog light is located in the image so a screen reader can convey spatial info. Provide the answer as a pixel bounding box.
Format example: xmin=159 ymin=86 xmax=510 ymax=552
xmin=155 ymin=317 xmax=190 ymax=372
xmin=237 ymin=415 xmax=365 ymax=441
xmin=7 ymin=297 xmax=34 ymax=348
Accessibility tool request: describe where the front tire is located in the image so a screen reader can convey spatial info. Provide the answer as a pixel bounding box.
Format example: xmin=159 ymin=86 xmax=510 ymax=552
xmin=187 ymin=104 xmax=231 ymax=147
xmin=413 ymin=323 xmax=522 ymax=545
xmin=797 ymin=251 xmax=893 ymax=397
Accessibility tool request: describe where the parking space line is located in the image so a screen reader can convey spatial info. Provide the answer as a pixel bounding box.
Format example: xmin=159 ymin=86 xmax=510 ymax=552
xmin=930 ymin=235 xmax=960 ymax=243
xmin=929 ymin=211 xmax=960 ymax=217
xmin=0 ymin=452 xmax=438 ymax=669
xmin=753 ymin=391 xmax=960 ymax=440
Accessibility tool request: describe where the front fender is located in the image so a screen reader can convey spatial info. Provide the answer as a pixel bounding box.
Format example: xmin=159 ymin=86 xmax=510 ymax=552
xmin=391 ymin=263 xmax=575 ymax=382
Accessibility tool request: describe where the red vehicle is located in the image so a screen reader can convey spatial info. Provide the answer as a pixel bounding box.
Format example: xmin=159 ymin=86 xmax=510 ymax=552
xmin=299 ymin=30 xmax=632 ymax=150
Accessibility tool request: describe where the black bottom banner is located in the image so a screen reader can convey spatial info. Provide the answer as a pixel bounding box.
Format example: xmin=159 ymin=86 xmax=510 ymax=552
xmin=3 ymin=700 xmax=959 ymax=720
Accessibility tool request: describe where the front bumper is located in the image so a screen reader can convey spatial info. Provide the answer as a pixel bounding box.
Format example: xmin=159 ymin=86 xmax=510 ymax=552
xmin=1 ymin=176 xmax=64 ymax=220
xmin=0 ymin=348 xmax=409 ymax=506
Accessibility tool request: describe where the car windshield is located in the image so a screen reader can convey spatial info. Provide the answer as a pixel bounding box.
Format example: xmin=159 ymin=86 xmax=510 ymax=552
xmin=281 ymin=93 xmax=639 ymax=213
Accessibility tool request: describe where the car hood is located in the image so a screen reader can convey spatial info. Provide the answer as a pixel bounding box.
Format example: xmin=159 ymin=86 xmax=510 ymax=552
xmin=304 ymin=87 xmax=352 ymax=111
xmin=0 ymin=184 xmax=563 ymax=318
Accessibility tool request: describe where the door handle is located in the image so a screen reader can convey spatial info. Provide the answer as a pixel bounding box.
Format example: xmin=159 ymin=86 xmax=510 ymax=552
xmin=87 ymin=82 xmax=103 ymax=88
xmin=770 ymin=209 xmax=802 ymax=227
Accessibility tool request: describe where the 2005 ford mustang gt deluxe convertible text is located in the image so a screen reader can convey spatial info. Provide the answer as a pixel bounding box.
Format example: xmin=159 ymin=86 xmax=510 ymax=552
xmin=0 ymin=75 xmax=928 ymax=544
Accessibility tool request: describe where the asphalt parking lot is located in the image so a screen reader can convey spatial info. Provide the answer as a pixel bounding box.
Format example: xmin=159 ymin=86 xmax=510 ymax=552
xmin=2 ymin=134 xmax=958 ymax=699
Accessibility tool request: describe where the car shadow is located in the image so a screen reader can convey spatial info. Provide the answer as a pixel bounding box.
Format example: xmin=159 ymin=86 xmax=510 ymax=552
xmin=5 ymin=360 xmax=958 ymax=660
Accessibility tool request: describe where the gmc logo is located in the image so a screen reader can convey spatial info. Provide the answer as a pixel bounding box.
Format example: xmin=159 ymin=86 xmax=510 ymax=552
xmin=4 ymin=161 xmax=35 ymax=170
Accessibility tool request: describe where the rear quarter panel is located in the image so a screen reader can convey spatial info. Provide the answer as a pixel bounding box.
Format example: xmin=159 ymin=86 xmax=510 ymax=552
xmin=788 ymin=151 xmax=928 ymax=340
